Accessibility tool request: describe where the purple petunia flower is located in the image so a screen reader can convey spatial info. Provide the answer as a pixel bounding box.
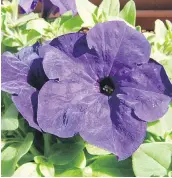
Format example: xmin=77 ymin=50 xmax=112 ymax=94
xmin=19 ymin=0 xmax=77 ymax=16
xmin=42 ymin=0 xmax=77 ymax=18
xmin=19 ymin=0 xmax=40 ymax=14
xmin=1 ymin=43 xmax=48 ymax=130
xmin=37 ymin=21 xmax=172 ymax=160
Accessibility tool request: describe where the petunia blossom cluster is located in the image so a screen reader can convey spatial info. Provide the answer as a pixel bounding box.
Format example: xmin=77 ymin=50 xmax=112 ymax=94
xmin=19 ymin=0 xmax=77 ymax=16
xmin=2 ymin=21 xmax=172 ymax=160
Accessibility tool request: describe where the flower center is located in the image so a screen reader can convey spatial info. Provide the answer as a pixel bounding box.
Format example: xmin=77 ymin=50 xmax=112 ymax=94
xmin=99 ymin=77 xmax=115 ymax=96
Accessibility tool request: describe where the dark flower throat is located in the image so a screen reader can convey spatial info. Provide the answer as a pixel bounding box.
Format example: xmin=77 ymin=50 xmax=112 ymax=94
xmin=99 ymin=77 xmax=115 ymax=96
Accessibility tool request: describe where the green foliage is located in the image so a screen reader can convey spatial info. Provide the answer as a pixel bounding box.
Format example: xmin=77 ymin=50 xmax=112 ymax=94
xmin=88 ymin=155 xmax=134 ymax=177
xmin=75 ymin=0 xmax=97 ymax=27
xmin=48 ymin=143 xmax=85 ymax=165
xmin=119 ymin=0 xmax=136 ymax=26
xmin=39 ymin=162 xmax=55 ymax=177
xmin=147 ymin=104 xmax=172 ymax=139
xmin=1 ymin=1 xmax=83 ymax=51
xmin=13 ymin=163 xmax=41 ymax=177
xmin=144 ymin=20 xmax=172 ymax=80
xmin=76 ymin=0 xmax=136 ymax=27
xmin=55 ymin=167 xmax=83 ymax=177
xmin=1 ymin=0 xmax=172 ymax=177
xmin=2 ymin=104 xmax=19 ymax=131
xmin=97 ymin=0 xmax=120 ymax=20
xmin=132 ymin=142 xmax=172 ymax=177
xmin=1 ymin=133 xmax=34 ymax=176
xmin=86 ymin=143 xmax=110 ymax=155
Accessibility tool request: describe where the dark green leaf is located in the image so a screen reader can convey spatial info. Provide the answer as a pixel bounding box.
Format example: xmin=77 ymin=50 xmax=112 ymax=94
xmin=49 ymin=143 xmax=85 ymax=165
xmin=89 ymin=155 xmax=134 ymax=176
xmin=55 ymin=167 xmax=83 ymax=177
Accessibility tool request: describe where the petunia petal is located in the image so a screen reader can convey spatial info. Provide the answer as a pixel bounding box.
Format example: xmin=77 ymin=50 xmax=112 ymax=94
xmin=113 ymin=59 xmax=172 ymax=97
xmin=49 ymin=33 xmax=88 ymax=59
xmin=12 ymin=86 xmax=41 ymax=131
xmin=42 ymin=0 xmax=77 ymax=17
xmin=138 ymin=60 xmax=172 ymax=97
xmin=51 ymin=0 xmax=77 ymax=15
xmin=117 ymin=87 xmax=171 ymax=122
xmin=17 ymin=45 xmax=40 ymax=66
xmin=1 ymin=52 xmax=30 ymax=94
xmin=79 ymin=94 xmax=116 ymax=154
xmin=37 ymin=76 xmax=96 ymax=137
xmin=43 ymin=33 xmax=98 ymax=81
xmin=80 ymin=95 xmax=147 ymax=160
xmin=109 ymin=96 xmax=147 ymax=160
xmin=87 ymin=21 xmax=151 ymax=77
xmin=27 ymin=58 xmax=48 ymax=90
xmin=19 ymin=0 xmax=39 ymax=13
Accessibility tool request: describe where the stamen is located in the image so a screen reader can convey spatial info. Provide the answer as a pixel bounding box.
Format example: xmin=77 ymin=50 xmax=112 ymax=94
xmin=99 ymin=77 xmax=115 ymax=96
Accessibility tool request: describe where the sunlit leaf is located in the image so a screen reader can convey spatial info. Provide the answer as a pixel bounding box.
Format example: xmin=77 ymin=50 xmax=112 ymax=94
xmin=132 ymin=142 xmax=172 ymax=177
xmin=119 ymin=0 xmax=136 ymax=26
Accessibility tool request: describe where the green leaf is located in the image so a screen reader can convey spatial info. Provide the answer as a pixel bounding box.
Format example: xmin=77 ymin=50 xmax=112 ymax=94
xmin=86 ymin=143 xmax=110 ymax=155
xmin=55 ymin=167 xmax=83 ymax=177
xmin=98 ymin=0 xmax=120 ymax=19
xmin=34 ymin=156 xmax=55 ymax=176
xmin=119 ymin=0 xmax=136 ymax=26
xmin=1 ymin=133 xmax=34 ymax=176
xmin=50 ymin=151 xmax=86 ymax=173
xmin=26 ymin=30 xmax=41 ymax=46
xmin=26 ymin=18 xmax=50 ymax=35
xmin=58 ymin=10 xmax=73 ymax=25
xmin=2 ymin=0 xmax=19 ymax=21
xmin=67 ymin=151 xmax=86 ymax=168
xmin=169 ymin=171 xmax=172 ymax=177
xmin=18 ymin=153 xmax=34 ymax=166
xmin=49 ymin=143 xmax=85 ymax=165
xmin=58 ymin=15 xmax=83 ymax=36
xmin=75 ymin=0 xmax=97 ymax=27
xmin=15 ymin=13 xmax=39 ymax=27
xmin=34 ymin=156 xmax=47 ymax=164
xmin=147 ymin=104 xmax=172 ymax=138
xmin=132 ymin=142 xmax=172 ymax=177
xmin=136 ymin=25 xmax=141 ymax=32
xmin=164 ymin=44 xmax=172 ymax=54
xmin=13 ymin=163 xmax=40 ymax=177
xmin=1 ymin=91 xmax=12 ymax=109
xmin=2 ymin=103 xmax=19 ymax=130
xmin=155 ymin=19 xmax=167 ymax=44
xmin=1 ymin=12 xmax=14 ymax=36
xmin=3 ymin=37 xmax=21 ymax=47
xmin=39 ymin=162 xmax=55 ymax=177
xmin=160 ymin=57 xmax=172 ymax=80
xmin=89 ymin=155 xmax=134 ymax=177
xmin=51 ymin=11 xmax=73 ymax=32
xmin=166 ymin=20 xmax=172 ymax=31
xmin=165 ymin=131 xmax=172 ymax=142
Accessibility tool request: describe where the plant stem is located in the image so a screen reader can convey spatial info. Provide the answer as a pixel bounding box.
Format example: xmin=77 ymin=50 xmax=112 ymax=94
xmin=43 ymin=133 xmax=52 ymax=157
xmin=30 ymin=145 xmax=41 ymax=156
